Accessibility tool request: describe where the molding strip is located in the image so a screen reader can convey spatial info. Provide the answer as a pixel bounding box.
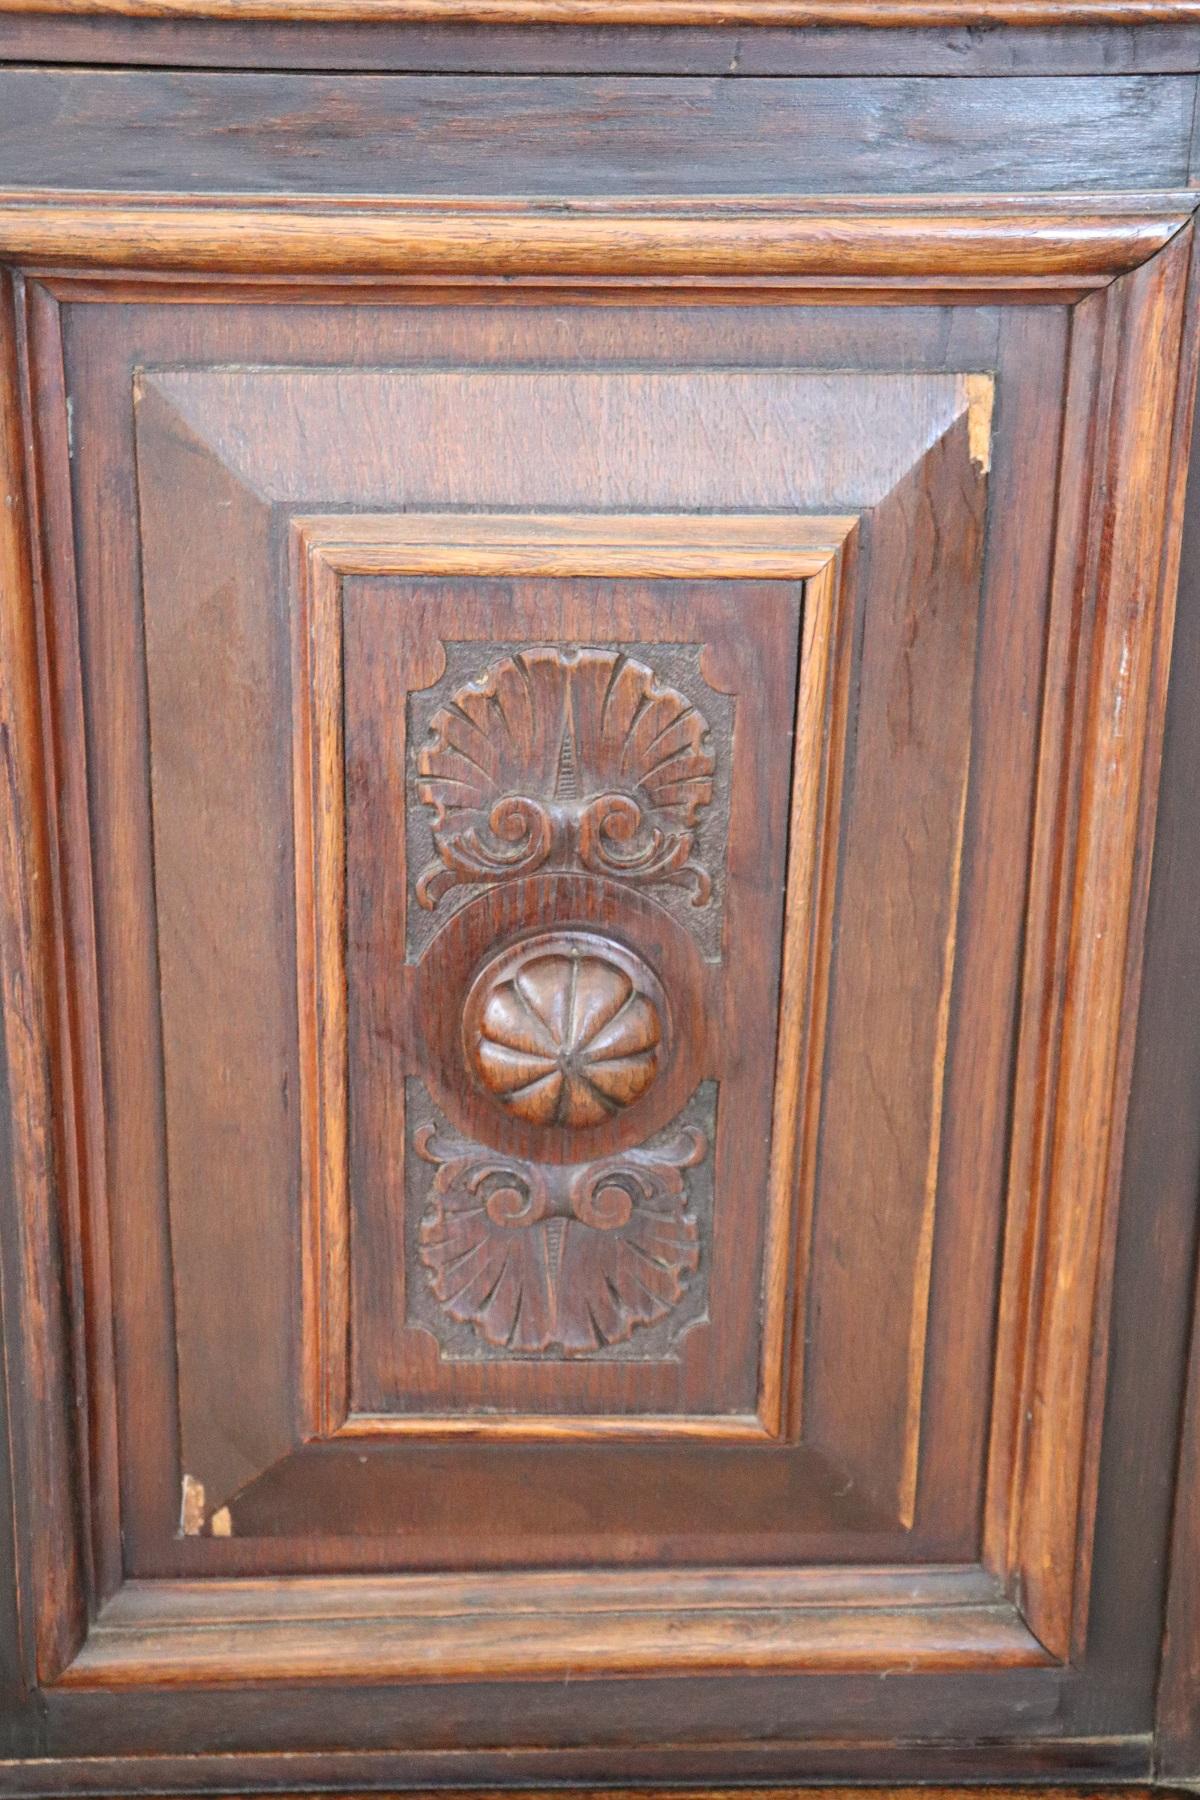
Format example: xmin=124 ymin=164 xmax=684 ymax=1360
xmin=0 ymin=0 xmax=1198 ymax=25
xmin=0 ymin=199 xmax=1188 ymax=284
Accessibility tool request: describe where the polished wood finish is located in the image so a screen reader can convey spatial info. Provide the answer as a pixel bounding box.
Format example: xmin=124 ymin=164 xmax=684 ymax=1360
xmin=0 ymin=0 xmax=1198 ymax=23
xmin=0 ymin=23 xmax=1198 ymax=1798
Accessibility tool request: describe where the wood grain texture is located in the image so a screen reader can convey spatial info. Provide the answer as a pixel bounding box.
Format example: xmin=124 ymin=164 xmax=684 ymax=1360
xmin=60 ymin=1565 xmax=1048 ymax=1688
xmin=1148 ymin=247 xmax=1200 ymax=1779
xmin=0 ymin=135 xmax=1194 ymax=1774
xmin=0 ymin=1748 xmax=1159 ymax=1791
xmin=0 ymin=72 xmax=1191 ymax=200
xmin=0 ymin=199 xmax=1184 ymax=292
xmin=2 ymin=20 xmax=1199 ymax=72
xmin=0 ymin=0 xmax=1198 ymax=22
xmin=0 ymin=275 xmax=84 ymax=1686
xmin=993 ymin=227 xmax=1197 ymax=1663
xmin=800 ymin=397 xmax=987 ymax=1528
xmin=135 ymin=374 xmax=305 ymax=1524
xmin=40 ymin=298 xmax=1014 ymax=1599
xmin=323 ymin=545 xmax=802 ymax=1426
xmin=292 ymin=510 xmax=845 ymax=1447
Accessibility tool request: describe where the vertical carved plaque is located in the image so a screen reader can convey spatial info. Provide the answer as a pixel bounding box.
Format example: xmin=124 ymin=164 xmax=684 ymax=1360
xmin=398 ymin=641 xmax=725 ymax=1360
xmin=343 ymin=568 xmax=803 ymax=1409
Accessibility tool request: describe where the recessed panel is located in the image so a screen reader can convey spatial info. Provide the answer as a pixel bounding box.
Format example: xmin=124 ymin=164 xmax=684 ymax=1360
xmin=121 ymin=339 xmax=1017 ymax=1563
xmin=339 ymin=574 xmax=801 ymax=1424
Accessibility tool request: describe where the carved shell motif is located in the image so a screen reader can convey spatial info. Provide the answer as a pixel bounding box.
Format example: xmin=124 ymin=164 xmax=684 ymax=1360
xmin=415 ymin=647 xmax=715 ymax=909
xmin=415 ymin=1122 xmax=705 ymax=1354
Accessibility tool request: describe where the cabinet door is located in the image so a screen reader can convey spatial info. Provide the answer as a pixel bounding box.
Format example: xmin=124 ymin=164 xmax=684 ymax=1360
xmin=0 ymin=175 xmax=1196 ymax=1786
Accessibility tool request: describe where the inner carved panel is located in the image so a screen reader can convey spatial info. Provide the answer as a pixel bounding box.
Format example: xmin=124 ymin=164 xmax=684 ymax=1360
xmin=345 ymin=573 xmax=799 ymax=1412
xmin=399 ymin=642 xmax=721 ymax=1361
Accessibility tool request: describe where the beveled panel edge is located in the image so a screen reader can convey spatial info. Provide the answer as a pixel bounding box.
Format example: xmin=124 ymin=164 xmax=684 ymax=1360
xmin=291 ymin=509 xmax=854 ymax=1446
xmin=337 ymin=1409 xmax=772 ymax=1438
xmin=56 ymin=1563 xmax=1050 ymax=1689
xmin=760 ymin=548 xmax=853 ymax=1442
xmin=987 ymin=225 xmax=1200 ymax=1663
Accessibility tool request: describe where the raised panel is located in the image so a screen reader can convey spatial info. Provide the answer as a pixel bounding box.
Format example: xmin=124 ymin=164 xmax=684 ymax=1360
xmin=125 ymin=352 xmax=1007 ymax=1549
xmin=800 ymin=404 xmax=988 ymax=1523
xmin=128 ymin=357 xmax=996 ymax=1536
xmin=0 ymin=194 xmax=1190 ymax=1778
xmin=336 ymin=569 xmax=800 ymax=1423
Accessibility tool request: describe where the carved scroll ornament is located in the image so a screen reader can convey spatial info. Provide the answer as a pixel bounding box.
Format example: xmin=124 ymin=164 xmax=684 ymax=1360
xmin=415 ymin=647 xmax=715 ymax=909
xmin=415 ymin=1121 xmax=705 ymax=1354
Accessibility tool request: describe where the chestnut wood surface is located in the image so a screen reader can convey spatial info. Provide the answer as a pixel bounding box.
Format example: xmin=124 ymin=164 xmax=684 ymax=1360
xmin=0 ymin=21 xmax=1198 ymax=1800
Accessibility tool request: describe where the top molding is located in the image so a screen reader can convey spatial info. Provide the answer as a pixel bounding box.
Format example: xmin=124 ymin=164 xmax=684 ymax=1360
xmin=0 ymin=0 xmax=1199 ymax=22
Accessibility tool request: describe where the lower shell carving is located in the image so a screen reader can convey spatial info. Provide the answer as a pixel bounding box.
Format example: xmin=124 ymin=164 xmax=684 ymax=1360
xmin=415 ymin=1121 xmax=705 ymax=1354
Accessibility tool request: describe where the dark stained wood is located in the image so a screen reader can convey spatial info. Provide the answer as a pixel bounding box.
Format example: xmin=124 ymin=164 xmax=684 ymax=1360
xmin=0 ymin=70 xmax=1189 ymax=199
xmin=994 ymin=226 xmax=1195 ymax=1664
xmin=915 ymin=305 xmax=1069 ymax=1548
xmin=135 ymin=372 xmax=304 ymax=1527
xmin=0 ymin=32 xmax=1198 ymax=1790
xmin=0 ymin=272 xmax=86 ymax=1689
xmin=2 ymin=17 xmax=1200 ymax=71
xmin=342 ymin=571 xmax=798 ymax=1426
xmin=0 ymin=1753 xmax=1163 ymax=1788
xmin=62 ymin=1564 xmax=1047 ymax=1687
xmin=1148 ymin=249 xmax=1200 ymax=1779
xmin=0 ymin=0 xmax=1198 ymax=20
xmin=801 ymin=403 xmax=986 ymax=1529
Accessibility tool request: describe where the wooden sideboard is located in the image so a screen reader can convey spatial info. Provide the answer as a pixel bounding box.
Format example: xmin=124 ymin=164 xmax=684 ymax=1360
xmin=1 ymin=5 xmax=1200 ymax=1791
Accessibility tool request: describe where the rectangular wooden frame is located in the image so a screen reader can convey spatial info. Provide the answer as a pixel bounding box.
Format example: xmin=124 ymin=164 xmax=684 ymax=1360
xmin=291 ymin=511 xmax=854 ymax=1445
xmin=0 ymin=192 xmax=1194 ymax=1748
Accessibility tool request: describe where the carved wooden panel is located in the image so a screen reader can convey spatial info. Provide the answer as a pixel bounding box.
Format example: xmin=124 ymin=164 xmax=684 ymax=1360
xmin=407 ymin=640 xmax=731 ymax=962
xmin=338 ymin=575 xmax=799 ymax=1415
xmin=81 ymin=340 xmax=1006 ymax=1570
xmin=4 ymin=211 xmax=1194 ymax=1785
xmin=100 ymin=342 xmax=1004 ymax=1550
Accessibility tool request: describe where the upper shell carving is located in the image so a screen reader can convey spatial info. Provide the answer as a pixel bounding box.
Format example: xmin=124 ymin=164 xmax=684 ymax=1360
xmin=415 ymin=647 xmax=715 ymax=908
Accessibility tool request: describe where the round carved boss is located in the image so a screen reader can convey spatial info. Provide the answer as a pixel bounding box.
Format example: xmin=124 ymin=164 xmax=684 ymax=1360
xmin=462 ymin=931 xmax=668 ymax=1131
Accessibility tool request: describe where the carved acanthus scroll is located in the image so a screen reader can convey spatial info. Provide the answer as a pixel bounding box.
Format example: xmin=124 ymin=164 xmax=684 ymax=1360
xmin=415 ymin=1119 xmax=705 ymax=1354
xmin=415 ymin=647 xmax=715 ymax=909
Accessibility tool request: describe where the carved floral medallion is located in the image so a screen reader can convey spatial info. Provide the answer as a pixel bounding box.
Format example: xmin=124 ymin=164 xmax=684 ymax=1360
xmin=415 ymin=646 xmax=715 ymax=909
xmin=463 ymin=931 xmax=666 ymax=1130
xmin=415 ymin=1119 xmax=705 ymax=1354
